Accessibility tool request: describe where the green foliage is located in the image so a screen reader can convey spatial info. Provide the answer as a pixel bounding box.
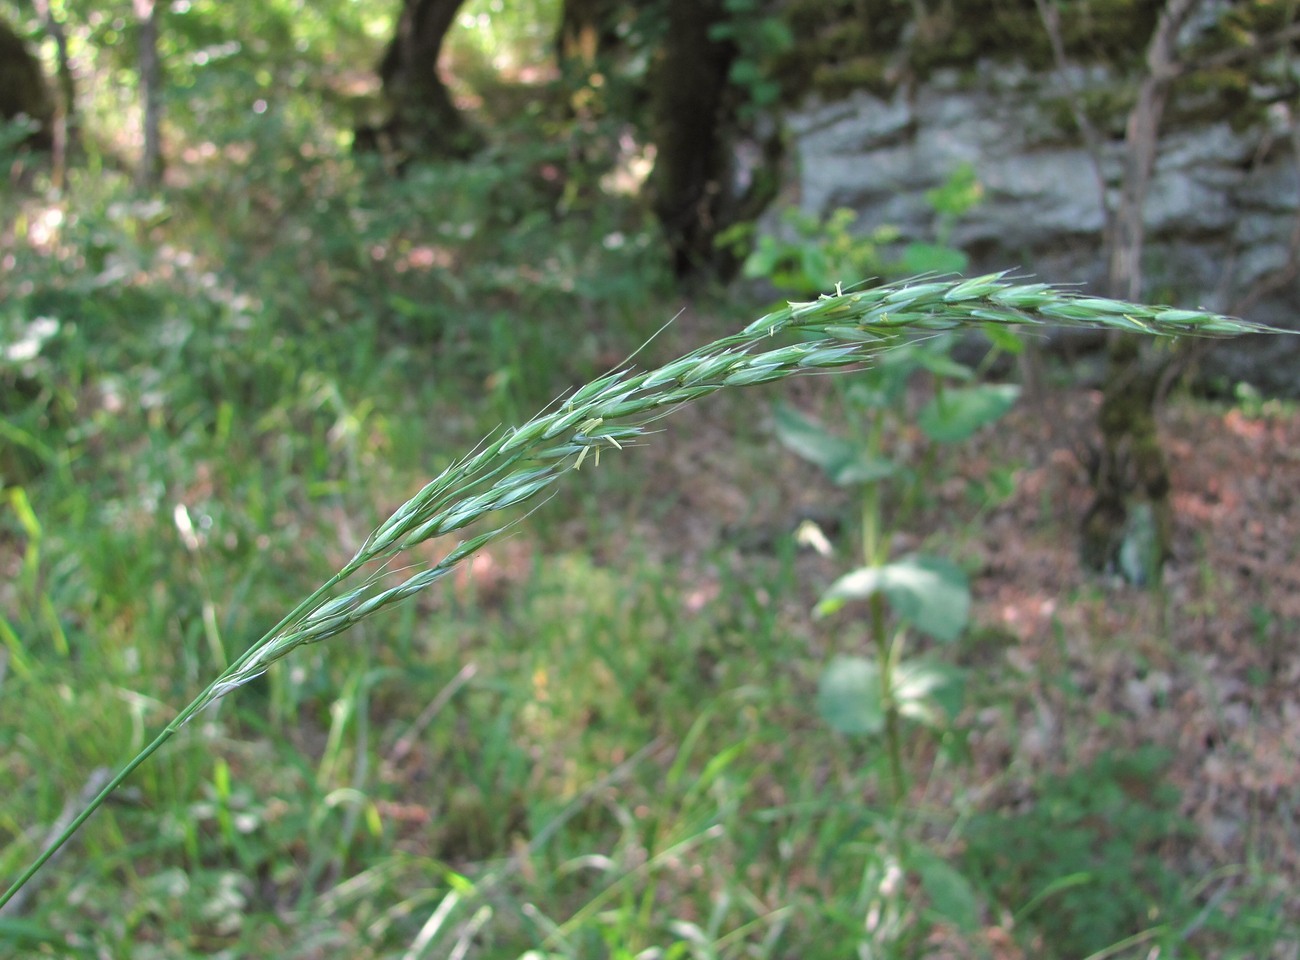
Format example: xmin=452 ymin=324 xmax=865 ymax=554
xmin=3 ymin=241 xmax=1269 ymax=949
xmin=902 ymin=161 xmax=983 ymax=275
xmin=744 ymin=163 xmax=1020 ymax=944
xmin=2 ymin=7 xmax=1296 ymax=955
xmin=709 ymin=0 xmax=795 ymax=118
xmin=815 ymin=554 xmax=970 ymax=643
xmin=750 ymin=165 xmax=1012 ymax=764
xmin=739 ymin=206 xmax=899 ymax=297
xmin=964 ymin=746 xmax=1194 ymax=958
xmin=777 ymin=337 xmax=1001 ymax=768
xmin=772 ymin=401 xmax=900 ymax=486
xmin=917 ymin=382 xmax=1019 ymax=442
xmin=740 ymin=162 xmax=982 ymax=297
xmin=452 ymin=0 xmax=563 ymax=70
xmin=817 ymin=654 xmax=963 ymax=735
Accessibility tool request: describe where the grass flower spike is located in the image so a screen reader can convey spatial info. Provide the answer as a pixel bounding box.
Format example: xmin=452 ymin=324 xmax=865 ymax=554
xmin=0 ymin=272 xmax=1277 ymax=911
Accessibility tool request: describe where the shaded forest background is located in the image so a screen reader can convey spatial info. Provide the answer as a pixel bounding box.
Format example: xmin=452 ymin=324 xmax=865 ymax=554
xmin=2 ymin=1 xmax=1299 ymax=958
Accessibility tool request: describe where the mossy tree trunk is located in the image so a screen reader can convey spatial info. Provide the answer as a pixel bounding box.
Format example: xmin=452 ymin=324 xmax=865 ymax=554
xmin=361 ymin=0 xmax=483 ymax=165
xmin=1082 ymin=336 xmax=1174 ymax=583
xmin=648 ymin=0 xmax=739 ymax=279
xmin=1077 ymin=0 xmax=1201 ymax=583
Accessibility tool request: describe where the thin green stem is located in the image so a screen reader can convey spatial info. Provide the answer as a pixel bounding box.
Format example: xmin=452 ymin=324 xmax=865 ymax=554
xmin=872 ymin=599 xmax=905 ymax=805
xmin=861 ymin=484 xmax=880 ymax=569
xmin=0 ymin=564 xmax=356 ymax=911
xmin=858 ymin=410 xmax=904 ymax=802
xmin=860 ymin=408 xmax=887 ymax=565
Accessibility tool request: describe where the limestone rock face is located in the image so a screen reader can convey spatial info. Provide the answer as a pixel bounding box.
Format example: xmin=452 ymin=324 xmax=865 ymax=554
xmin=771 ymin=67 xmax=1300 ymax=394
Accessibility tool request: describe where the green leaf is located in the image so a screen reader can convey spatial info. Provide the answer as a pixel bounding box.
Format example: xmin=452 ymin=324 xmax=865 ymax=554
xmin=815 ymin=554 xmax=970 ymax=641
xmin=831 ymin=451 xmax=900 ymax=486
xmin=900 ymin=242 xmax=968 ymax=276
xmin=981 ymin=322 xmax=1025 ymax=354
xmin=918 ymin=383 xmax=1020 ymax=443
xmin=772 ymin=403 xmax=898 ymax=486
xmin=817 ymin=656 xmax=883 ymax=734
xmin=772 ymin=402 xmax=850 ymax=471
xmin=741 ymin=236 xmax=783 ymax=279
xmin=798 ymin=246 xmax=833 ymax=291
xmin=910 ymin=350 xmax=975 ymax=382
xmin=925 ymin=162 xmax=984 ymax=218
xmin=913 ymin=850 xmax=981 ymax=932
xmin=893 ymin=658 xmax=964 ymax=728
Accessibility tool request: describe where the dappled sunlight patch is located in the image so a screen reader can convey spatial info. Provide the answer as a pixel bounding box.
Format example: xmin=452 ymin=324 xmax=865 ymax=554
xmin=20 ymin=204 xmax=65 ymax=252
xmin=179 ymin=141 xmax=221 ymax=165
xmin=393 ymin=244 xmax=456 ymax=273
xmin=682 ymin=576 xmax=721 ymax=613
xmin=1222 ymin=405 xmax=1277 ymax=442
xmin=993 ymin=588 xmax=1058 ymax=636
xmin=600 ymin=136 xmax=656 ymax=197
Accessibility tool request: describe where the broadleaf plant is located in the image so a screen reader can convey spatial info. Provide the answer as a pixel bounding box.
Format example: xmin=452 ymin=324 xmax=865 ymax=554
xmin=815 ymin=554 xmax=970 ymax=643
xmin=0 ymin=273 xmax=1281 ymax=912
xmin=918 ymin=382 xmax=1021 ymax=443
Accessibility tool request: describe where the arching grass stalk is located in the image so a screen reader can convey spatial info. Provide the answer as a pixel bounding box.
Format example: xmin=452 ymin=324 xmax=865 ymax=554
xmin=0 ymin=273 xmax=1275 ymax=910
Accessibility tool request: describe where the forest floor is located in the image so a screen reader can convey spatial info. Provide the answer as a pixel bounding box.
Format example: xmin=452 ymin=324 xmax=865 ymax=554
xmin=653 ymin=370 xmax=1300 ymax=954
xmin=565 ymin=297 xmax=1300 ymax=944
xmin=444 ymin=305 xmax=1300 ymax=953
xmin=7 ymin=202 xmax=1297 ymax=952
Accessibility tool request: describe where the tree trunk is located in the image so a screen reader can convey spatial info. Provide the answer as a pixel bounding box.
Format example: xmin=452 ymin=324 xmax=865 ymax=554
xmin=135 ymin=0 xmax=164 ymax=188
xmin=362 ymin=0 xmax=482 ymax=164
xmin=648 ymin=0 xmax=739 ymax=279
xmin=30 ymin=0 xmax=76 ymax=188
xmin=1078 ymin=0 xmax=1201 ymax=583
xmin=0 ymin=17 xmax=54 ymax=150
xmin=556 ymin=0 xmax=621 ymax=74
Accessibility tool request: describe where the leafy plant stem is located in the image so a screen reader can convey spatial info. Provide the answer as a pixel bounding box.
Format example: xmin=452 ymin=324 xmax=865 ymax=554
xmin=862 ymin=484 xmax=882 ymax=569
xmin=875 ymin=603 xmax=906 ymax=806
xmin=859 ymin=419 xmax=906 ymax=803
xmin=860 ymin=408 xmax=887 ymax=566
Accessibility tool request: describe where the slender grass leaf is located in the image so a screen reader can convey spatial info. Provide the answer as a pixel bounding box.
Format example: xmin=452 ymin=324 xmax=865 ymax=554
xmin=0 ymin=918 xmax=76 ymax=953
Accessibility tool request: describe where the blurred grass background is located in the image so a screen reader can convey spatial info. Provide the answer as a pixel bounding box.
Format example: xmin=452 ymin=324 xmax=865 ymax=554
xmin=3 ymin=0 xmax=1298 ymax=956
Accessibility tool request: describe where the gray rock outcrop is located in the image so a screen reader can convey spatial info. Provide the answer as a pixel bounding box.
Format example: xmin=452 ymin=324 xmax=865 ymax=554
xmin=769 ymin=65 xmax=1299 ymax=394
